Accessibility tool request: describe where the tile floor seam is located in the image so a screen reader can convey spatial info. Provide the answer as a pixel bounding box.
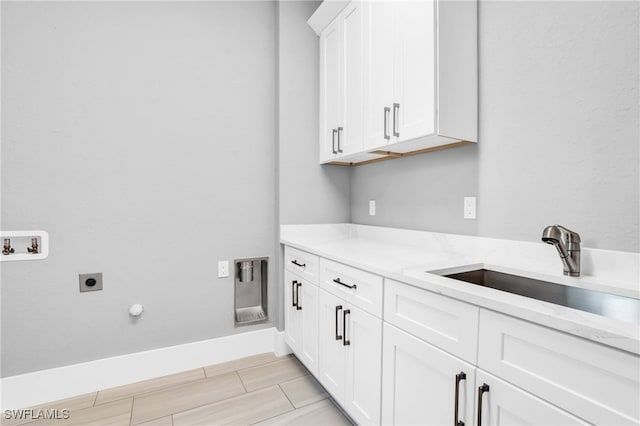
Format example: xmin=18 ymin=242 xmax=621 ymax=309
xmin=233 ymin=355 xmax=291 ymax=375
xmin=235 ymin=370 xmax=249 ymax=393
xmin=245 ymin=401 xmax=296 ymax=426
xmin=278 ymin=373 xmax=311 ymax=386
xmin=186 ymin=385 xmax=296 ymax=426
xmin=95 ymin=372 xmax=208 ymax=407
xmin=162 ymin=383 xmax=297 ymax=425
xmin=92 ymin=392 xmax=99 ymax=407
xmin=276 ymin=383 xmax=297 ymax=409
xmin=129 ymin=396 xmax=135 ymax=426
xmin=134 ymin=386 xmax=250 ymax=426
xmin=124 ymin=376 xmax=211 ymax=404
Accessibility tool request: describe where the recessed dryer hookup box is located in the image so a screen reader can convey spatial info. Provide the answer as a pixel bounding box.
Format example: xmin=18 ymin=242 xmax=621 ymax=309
xmin=234 ymin=257 xmax=268 ymax=327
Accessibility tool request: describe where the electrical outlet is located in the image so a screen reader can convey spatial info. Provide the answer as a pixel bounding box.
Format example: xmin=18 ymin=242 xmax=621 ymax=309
xmin=464 ymin=197 xmax=476 ymax=219
xmin=79 ymin=273 xmax=103 ymax=292
xmin=369 ymin=200 xmax=376 ymax=216
xmin=218 ymin=260 xmax=229 ymax=278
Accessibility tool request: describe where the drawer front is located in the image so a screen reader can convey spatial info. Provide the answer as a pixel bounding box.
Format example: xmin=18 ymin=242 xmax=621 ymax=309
xmin=478 ymin=309 xmax=640 ymax=425
xmin=284 ymin=245 xmax=319 ymax=284
xmin=319 ymin=258 xmax=383 ymax=318
xmin=384 ymin=279 xmax=479 ymax=363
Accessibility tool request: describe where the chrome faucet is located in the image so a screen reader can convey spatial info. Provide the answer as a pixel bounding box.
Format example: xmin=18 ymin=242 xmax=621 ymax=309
xmin=541 ymin=225 xmax=581 ymax=277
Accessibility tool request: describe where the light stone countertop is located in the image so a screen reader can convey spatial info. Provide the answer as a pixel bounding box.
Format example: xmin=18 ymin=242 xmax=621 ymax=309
xmin=281 ymin=223 xmax=640 ymax=355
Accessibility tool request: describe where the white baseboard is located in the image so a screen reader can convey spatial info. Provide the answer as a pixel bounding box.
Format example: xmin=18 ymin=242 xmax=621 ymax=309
xmin=1 ymin=327 xmax=291 ymax=410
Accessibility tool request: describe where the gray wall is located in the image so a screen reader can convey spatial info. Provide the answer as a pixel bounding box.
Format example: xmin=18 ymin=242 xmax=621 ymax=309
xmin=351 ymin=144 xmax=478 ymax=236
xmin=277 ymin=1 xmax=351 ymax=226
xmin=351 ymin=0 xmax=639 ymax=252
xmin=1 ymin=1 xmax=277 ymax=377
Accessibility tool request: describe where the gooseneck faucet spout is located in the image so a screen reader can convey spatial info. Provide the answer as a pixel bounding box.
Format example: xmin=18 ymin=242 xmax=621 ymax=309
xmin=542 ymin=225 xmax=581 ymax=277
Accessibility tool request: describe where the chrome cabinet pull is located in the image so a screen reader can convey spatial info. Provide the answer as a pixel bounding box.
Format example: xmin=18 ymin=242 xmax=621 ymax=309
xmin=342 ymin=309 xmax=351 ymax=346
xmin=337 ymin=127 xmax=343 ymax=153
xmin=291 ymin=260 xmax=306 ymax=268
xmin=291 ymin=280 xmax=298 ymax=308
xmin=332 ymin=129 xmax=338 ymax=154
xmin=335 ymin=305 xmax=343 ymax=341
xmin=477 ymin=383 xmax=490 ymax=426
xmin=296 ymin=282 xmax=302 ymax=310
xmin=333 ymin=277 xmax=357 ymax=290
xmin=454 ymin=372 xmax=467 ymax=426
xmin=384 ymin=107 xmax=391 ymax=140
xmin=393 ymin=103 xmax=400 ymax=137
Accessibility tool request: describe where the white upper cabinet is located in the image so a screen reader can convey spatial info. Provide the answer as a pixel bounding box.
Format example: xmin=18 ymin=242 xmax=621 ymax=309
xmin=311 ymin=0 xmax=478 ymax=165
xmin=364 ymin=0 xmax=436 ymax=149
xmin=319 ymin=1 xmax=364 ymax=163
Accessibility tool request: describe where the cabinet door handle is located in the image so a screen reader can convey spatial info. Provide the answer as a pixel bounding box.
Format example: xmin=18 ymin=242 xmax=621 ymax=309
xmin=337 ymin=127 xmax=344 ymax=153
xmin=291 ymin=260 xmax=306 ymax=268
xmin=393 ymin=103 xmax=400 ymax=137
xmin=332 ymin=129 xmax=338 ymax=154
xmin=383 ymin=107 xmax=391 ymax=140
xmin=454 ymin=372 xmax=467 ymax=426
xmin=335 ymin=305 xmax=343 ymax=341
xmin=296 ymin=283 xmax=302 ymax=310
xmin=342 ymin=309 xmax=351 ymax=346
xmin=333 ymin=277 xmax=357 ymax=290
xmin=291 ymin=280 xmax=298 ymax=308
xmin=477 ymin=383 xmax=490 ymax=426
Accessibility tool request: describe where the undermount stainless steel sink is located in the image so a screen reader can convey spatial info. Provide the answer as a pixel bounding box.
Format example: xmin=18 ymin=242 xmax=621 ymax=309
xmin=443 ymin=269 xmax=640 ymax=324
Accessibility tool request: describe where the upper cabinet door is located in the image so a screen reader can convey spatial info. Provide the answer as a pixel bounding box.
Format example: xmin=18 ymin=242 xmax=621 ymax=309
xmin=319 ymin=18 xmax=343 ymax=163
xmin=319 ymin=1 xmax=364 ymax=162
xmin=339 ymin=1 xmax=364 ymax=157
xmin=393 ymin=0 xmax=436 ymax=143
xmin=362 ymin=0 xmax=395 ymax=150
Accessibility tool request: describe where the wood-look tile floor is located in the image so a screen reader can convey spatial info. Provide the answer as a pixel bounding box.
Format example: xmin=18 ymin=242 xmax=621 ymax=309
xmin=2 ymin=353 xmax=352 ymax=426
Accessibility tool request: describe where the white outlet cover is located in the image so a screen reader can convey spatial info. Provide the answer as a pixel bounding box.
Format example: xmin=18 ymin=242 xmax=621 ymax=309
xmin=369 ymin=200 xmax=376 ymax=216
xmin=217 ymin=260 xmax=229 ymax=278
xmin=464 ymin=197 xmax=476 ymax=219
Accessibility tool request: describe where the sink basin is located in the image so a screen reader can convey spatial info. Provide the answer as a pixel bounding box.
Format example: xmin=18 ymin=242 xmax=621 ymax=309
xmin=444 ymin=269 xmax=640 ymax=324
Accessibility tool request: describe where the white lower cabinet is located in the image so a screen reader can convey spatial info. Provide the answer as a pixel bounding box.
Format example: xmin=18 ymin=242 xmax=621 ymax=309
xmin=283 ymin=270 xmax=319 ymax=375
xmin=283 ymin=245 xmax=638 ymax=426
xmin=475 ymin=370 xmax=588 ymax=426
xmin=381 ymin=323 xmax=475 ymax=426
xmin=318 ymin=289 xmax=382 ymax=425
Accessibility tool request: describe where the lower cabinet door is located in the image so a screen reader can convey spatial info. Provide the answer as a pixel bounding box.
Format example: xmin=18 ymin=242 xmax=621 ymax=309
xmin=318 ymin=289 xmax=346 ymax=402
xmin=299 ymin=280 xmax=319 ymax=376
xmin=284 ymin=271 xmax=301 ymax=354
xmin=381 ymin=323 xmax=475 ymax=426
xmin=344 ymin=305 xmax=382 ymax=425
xmin=475 ymin=370 xmax=589 ymax=426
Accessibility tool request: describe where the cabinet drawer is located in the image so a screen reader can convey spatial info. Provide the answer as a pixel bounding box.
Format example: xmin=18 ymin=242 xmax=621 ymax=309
xmin=478 ymin=309 xmax=640 ymax=425
xmin=284 ymin=246 xmax=319 ymax=284
xmin=384 ymin=279 xmax=479 ymax=363
xmin=319 ymin=258 xmax=383 ymax=318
